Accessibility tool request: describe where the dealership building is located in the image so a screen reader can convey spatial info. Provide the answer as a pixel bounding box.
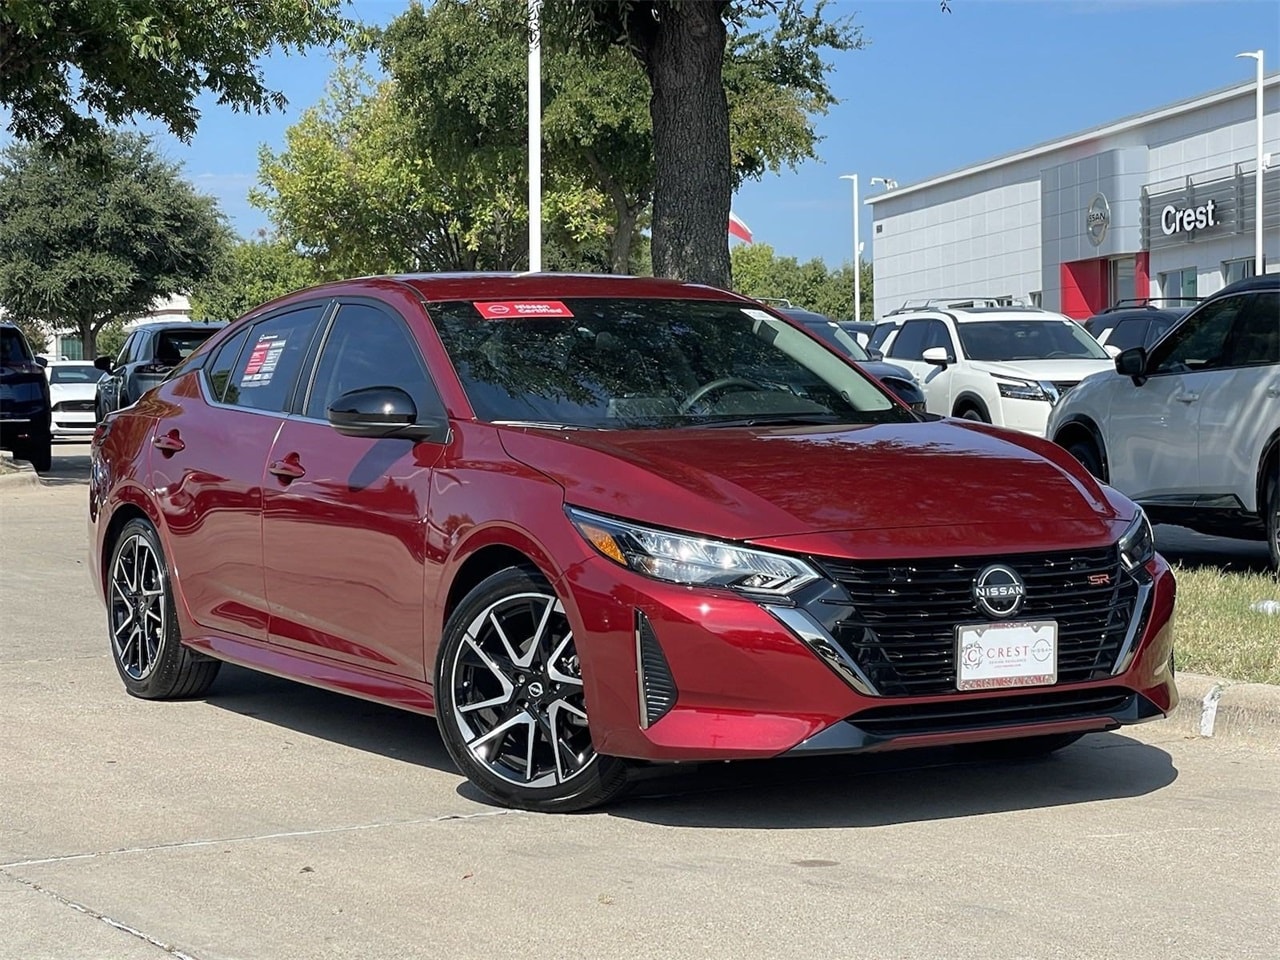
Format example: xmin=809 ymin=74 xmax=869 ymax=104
xmin=866 ymin=74 xmax=1279 ymax=320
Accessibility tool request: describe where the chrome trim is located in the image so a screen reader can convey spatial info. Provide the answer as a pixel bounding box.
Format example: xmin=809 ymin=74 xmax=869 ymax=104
xmin=635 ymin=617 xmax=651 ymax=729
xmin=1111 ymin=579 xmax=1154 ymax=676
xmin=763 ymin=604 xmax=879 ymax=697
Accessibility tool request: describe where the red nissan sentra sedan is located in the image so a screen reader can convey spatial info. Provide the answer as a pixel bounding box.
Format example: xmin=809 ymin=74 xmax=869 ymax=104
xmin=88 ymin=274 xmax=1177 ymax=811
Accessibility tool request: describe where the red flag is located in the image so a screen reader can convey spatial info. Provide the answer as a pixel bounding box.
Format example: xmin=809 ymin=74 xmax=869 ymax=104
xmin=728 ymin=211 xmax=753 ymax=244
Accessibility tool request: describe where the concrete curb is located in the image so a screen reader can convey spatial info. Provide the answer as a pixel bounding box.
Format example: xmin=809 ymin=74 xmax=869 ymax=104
xmin=1169 ymin=671 xmax=1280 ymax=746
xmin=0 ymin=454 xmax=40 ymax=489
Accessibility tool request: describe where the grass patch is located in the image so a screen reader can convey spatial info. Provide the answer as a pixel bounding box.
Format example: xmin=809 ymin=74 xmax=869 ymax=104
xmin=1172 ymin=564 xmax=1280 ymax=685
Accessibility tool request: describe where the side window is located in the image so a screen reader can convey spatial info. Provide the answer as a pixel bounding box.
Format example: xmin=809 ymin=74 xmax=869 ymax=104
xmin=203 ymin=326 xmax=252 ymax=404
xmin=1148 ymin=296 xmax=1246 ymax=375
xmin=1145 ymin=318 xmax=1173 ymax=348
xmin=868 ymin=323 xmax=896 ymax=352
xmin=304 ymin=303 xmax=444 ymax=421
xmin=116 ymin=332 xmax=137 ymax=366
xmin=1107 ymin=319 xmax=1149 ymax=353
xmin=887 ymin=320 xmax=929 ymax=360
xmin=922 ymin=319 xmax=953 ymax=354
xmin=1223 ymin=292 xmax=1279 ymax=368
xmin=230 ymin=305 xmax=326 ymax=413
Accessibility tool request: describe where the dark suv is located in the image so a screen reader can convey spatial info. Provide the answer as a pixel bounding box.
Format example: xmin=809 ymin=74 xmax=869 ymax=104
xmin=94 ymin=321 xmax=226 ymax=420
xmin=0 ymin=322 xmax=52 ymax=471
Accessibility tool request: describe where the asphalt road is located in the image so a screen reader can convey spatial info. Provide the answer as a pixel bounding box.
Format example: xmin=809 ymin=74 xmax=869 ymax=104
xmin=2 ymin=444 xmax=1277 ymax=960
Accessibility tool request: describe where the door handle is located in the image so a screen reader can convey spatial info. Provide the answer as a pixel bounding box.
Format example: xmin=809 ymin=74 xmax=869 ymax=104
xmin=268 ymin=455 xmax=306 ymax=482
xmin=1267 ymin=384 xmax=1280 ymax=399
xmin=152 ymin=430 xmax=185 ymax=454
xmin=1174 ymin=392 xmax=1200 ymax=404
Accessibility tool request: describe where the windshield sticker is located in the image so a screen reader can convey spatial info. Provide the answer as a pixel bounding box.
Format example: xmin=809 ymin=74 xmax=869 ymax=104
xmin=241 ymin=335 xmax=287 ymax=387
xmin=475 ymin=301 xmax=574 ymax=319
xmin=741 ymin=308 xmax=775 ymax=322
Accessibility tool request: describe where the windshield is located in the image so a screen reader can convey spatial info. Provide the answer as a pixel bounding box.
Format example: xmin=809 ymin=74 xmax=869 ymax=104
xmin=1 ymin=328 xmax=34 ymax=366
xmin=800 ymin=321 xmax=871 ymax=361
xmin=49 ymin=364 xmax=105 ymax=384
xmin=155 ymin=328 xmax=220 ymax=364
xmin=957 ymin=319 xmax=1109 ymax=362
xmin=428 ymin=298 xmax=912 ymax=429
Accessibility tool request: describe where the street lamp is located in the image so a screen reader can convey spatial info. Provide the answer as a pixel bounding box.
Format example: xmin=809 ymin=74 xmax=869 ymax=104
xmin=528 ymin=0 xmax=543 ymax=272
xmin=839 ymin=174 xmax=860 ymax=320
xmin=1236 ymin=49 xmax=1264 ymax=275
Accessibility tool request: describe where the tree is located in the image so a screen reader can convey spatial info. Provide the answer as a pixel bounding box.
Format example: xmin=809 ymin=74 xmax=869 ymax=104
xmin=190 ymin=238 xmax=316 ymax=321
xmin=542 ymin=0 xmax=863 ymax=288
xmin=731 ymin=243 xmax=873 ymax=320
xmin=0 ymin=1 xmax=348 ymax=147
xmin=0 ymin=131 xmax=230 ymax=357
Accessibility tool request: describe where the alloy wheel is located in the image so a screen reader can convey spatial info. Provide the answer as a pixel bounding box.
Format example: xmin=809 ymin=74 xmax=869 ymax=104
xmin=449 ymin=591 xmax=596 ymax=788
xmin=109 ymin=533 xmax=167 ymax=680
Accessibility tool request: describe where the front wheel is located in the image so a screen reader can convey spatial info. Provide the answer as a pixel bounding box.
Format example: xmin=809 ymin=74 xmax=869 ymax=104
xmin=959 ymin=408 xmax=988 ymax=423
xmin=1066 ymin=438 xmax=1104 ymax=480
xmin=435 ymin=566 xmax=629 ymax=812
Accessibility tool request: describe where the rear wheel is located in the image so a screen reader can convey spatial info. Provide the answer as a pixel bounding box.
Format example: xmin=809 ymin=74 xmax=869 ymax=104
xmin=14 ymin=429 xmax=51 ymax=472
xmin=1065 ymin=437 xmax=1104 ymax=480
xmin=107 ymin=518 xmax=220 ymax=699
xmin=1265 ymin=469 xmax=1279 ymax=573
xmin=435 ymin=566 xmax=629 ymax=812
xmin=962 ymin=732 xmax=1086 ymax=761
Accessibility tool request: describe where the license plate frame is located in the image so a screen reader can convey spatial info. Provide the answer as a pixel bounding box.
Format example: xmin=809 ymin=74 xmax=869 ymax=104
xmin=955 ymin=620 xmax=1058 ymax=691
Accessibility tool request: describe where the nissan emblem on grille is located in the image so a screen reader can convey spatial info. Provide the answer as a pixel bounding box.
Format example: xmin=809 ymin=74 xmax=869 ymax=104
xmin=973 ymin=564 xmax=1026 ymax=618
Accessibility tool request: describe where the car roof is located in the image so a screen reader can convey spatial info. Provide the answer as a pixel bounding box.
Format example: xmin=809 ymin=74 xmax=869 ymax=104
xmin=1217 ymin=273 xmax=1277 ymax=296
xmin=1089 ymin=307 xmax=1189 ymax=324
xmin=779 ymin=308 xmax=834 ymax=323
xmin=878 ymin=308 xmax=1070 ymax=324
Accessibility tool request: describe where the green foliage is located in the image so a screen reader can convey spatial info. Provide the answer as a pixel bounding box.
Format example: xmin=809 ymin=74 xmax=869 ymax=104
xmin=0 ymin=0 xmax=349 ymax=147
xmin=731 ymin=243 xmax=874 ymax=320
xmin=190 ymin=239 xmax=316 ymax=321
xmin=0 ymin=131 xmax=230 ymax=356
xmin=95 ymin=321 xmax=130 ymax=362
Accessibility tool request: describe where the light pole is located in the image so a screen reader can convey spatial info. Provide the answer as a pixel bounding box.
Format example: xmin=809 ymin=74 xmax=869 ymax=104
xmin=1236 ymin=49 xmax=1264 ymax=275
xmin=839 ymin=174 xmax=860 ymax=320
xmin=528 ymin=0 xmax=543 ymax=272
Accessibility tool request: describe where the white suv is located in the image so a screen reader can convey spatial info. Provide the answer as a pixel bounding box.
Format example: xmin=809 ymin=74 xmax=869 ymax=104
xmin=1046 ymin=275 xmax=1279 ymax=569
xmin=868 ymin=303 xmax=1114 ymax=436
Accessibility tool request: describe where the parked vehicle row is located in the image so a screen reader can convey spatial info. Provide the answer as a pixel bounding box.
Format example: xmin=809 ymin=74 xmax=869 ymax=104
xmin=89 ymin=273 xmax=1177 ymax=812
xmin=0 ymin=322 xmax=52 ymax=471
xmin=93 ymin=320 xmax=226 ymax=422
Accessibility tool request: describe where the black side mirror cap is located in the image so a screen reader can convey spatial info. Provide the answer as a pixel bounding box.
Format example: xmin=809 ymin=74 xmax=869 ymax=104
xmin=93 ymin=356 xmax=114 ymax=373
xmin=867 ymin=347 xmax=885 ymax=361
xmin=33 ymin=355 xmax=48 ymax=368
xmin=327 ymin=386 xmax=450 ymax=443
xmin=1115 ymin=347 xmax=1148 ymax=384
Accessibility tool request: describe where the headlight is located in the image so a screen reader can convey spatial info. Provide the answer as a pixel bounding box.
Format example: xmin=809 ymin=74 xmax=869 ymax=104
xmin=567 ymin=507 xmax=820 ymax=596
xmin=1118 ymin=509 xmax=1155 ymax=571
xmin=996 ymin=378 xmax=1059 ymax=403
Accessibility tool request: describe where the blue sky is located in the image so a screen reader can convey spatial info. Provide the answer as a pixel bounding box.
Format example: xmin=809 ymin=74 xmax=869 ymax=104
xmin=63 ymin=0 xmax=1280 ymax=267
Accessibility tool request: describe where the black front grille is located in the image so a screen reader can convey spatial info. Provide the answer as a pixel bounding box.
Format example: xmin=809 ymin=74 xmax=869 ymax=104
xmin=636 ymin=612 xmax=677 ymax=726
xmin=814 ymin=547 xmax=1138 ymax=696
xmin=53 ymin=400 xmax=95 ymax=412
xmin=1051 ymin=381 xmax=1079 ymax=396
xmin=848 ymin=687 xmax=1135 ymax=737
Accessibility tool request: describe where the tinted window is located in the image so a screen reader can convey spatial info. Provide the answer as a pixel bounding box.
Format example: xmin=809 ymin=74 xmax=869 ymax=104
xmin=1223 ymin=292 xmax=1279 ymax=367
xmin=1146 ymin=318 xmax=1174 ymax=347
xmin=117 ymin=332 xmax=138 ymax=366
xmin=800 ymin=320 xmax=870 ymax=361
xmin=868 ymin=323 xmax=897 ymax=352
xmin=920 ymin=319 xmax=952 ymax=354
xmin=957 ymin=320 xmax=1108 ymax=361
xmin=154 ymin=327 xmax=221 ymax=365
xmin=229 ymin=306 xmax=325 ymax=413
xmin=1149 ymin=295 xmax=1245 ymax=375
xmin=305 ymin=303 xmax=443 ymax=421
xmin=887 ymin=320 xmax=930 ymax=360
xmin=49 ymin=364 xmax=105 ymax=384
xmin=1 ymin=328 xmax=34 ymax=365
xmin=429 ymin=298 xmax=910 ymax=428
xmin=1105 ymin=319 xmax=1149 ymax=352
xmin=204 ymin=326 xmax=251 ymax=404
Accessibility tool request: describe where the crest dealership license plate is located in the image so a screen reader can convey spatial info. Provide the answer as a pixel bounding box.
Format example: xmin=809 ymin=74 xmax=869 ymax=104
xmin=955 ymin=620 xmax=1058 ymax=691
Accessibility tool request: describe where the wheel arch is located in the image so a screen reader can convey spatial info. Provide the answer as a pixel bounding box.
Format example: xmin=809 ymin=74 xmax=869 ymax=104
xmin=1258 ymin=428 xmax=1280 ymax=516
xmin=99 ymin=495 xmax=158 ymax=595
xmin=951 ymin=391 xmax=991 ymax=421
xmin=1052 ymin=415 xmax=1110 ymax=484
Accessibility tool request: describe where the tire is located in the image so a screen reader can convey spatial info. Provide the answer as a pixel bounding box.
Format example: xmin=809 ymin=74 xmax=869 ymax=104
xmin=961 ymin=732 xmax=1086 ymax=761
xmin=106 ymin=517 xmax=220 ymax=699
xmin=1065 ymin=437 xmax=1104 ymax=480
xmin=15 ymin=430 xmax=51 ymax=473
xmin=959 ymin=407 xmax=988 ymax=423
xmin=435 ymin=566 xmax=630 ymax=812
xmin=1265 ymin=469 xmax=1279 ymax=574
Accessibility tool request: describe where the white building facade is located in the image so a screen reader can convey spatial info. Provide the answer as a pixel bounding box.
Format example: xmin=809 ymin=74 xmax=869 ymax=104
xmin=867 ymin=75 xmax=1280 ymax=320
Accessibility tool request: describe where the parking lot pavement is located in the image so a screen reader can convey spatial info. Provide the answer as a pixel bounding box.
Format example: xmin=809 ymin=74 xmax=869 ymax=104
xmin=2 ymin=458 xmax=1278 ymax=960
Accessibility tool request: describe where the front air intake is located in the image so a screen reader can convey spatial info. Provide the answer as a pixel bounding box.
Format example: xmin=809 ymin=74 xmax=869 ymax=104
xmin=636 ymin=611 xmax=677 ymax=728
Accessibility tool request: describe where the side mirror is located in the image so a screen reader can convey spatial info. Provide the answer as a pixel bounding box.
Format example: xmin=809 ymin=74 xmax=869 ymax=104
xmin=93 ymin=356 xmax=114 ymax=373
xmin=327 ymin=386 xmax=450 ymax=443
xmin=1115 ymin=347 xmax=1148 ymax=384
xmin=867 ymin=347 xmax=885 ymax=361
xmin=33 ymin=355 xmax=48 ymax=368
xmin=1104 ymin=344 xmax=1122 ymax=358
xmin=921 ymin=346 xmax=953 ymax=367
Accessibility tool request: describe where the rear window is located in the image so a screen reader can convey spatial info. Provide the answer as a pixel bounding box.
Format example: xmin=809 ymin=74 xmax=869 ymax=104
xmin=1 ymin=328 xmax=34 ymax=365
xmin=49 ymin=364 xmax=105 ymax=384
xmin=155 ymin=327 xmax=220 ymax=365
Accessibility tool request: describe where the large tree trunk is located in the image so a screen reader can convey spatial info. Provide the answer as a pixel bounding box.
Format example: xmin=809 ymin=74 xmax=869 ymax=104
xmin=641 ymin=2 xmax=732 ymax=289
xmin=80 ymin=318 xmax=98 ymax=359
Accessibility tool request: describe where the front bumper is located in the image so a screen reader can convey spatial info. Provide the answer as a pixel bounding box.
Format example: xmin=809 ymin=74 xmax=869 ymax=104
xmin=562 ymin=551 xmax=1177 ymax=763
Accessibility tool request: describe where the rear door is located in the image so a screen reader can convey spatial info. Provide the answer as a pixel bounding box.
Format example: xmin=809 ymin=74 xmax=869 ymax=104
xmin=1196 ymin=291 xmax=1280 ymax=511
xmin=151 ymin=303 xmax=330 ymax=642
xmin=262 ymin=297 xmax=449 ymax=679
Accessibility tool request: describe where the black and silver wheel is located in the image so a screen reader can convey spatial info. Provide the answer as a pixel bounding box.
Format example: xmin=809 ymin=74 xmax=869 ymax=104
xmin=107 ymin=518 xmax=220 ymax=698
xmin=435 ymin=567 xmax=629 ymax=812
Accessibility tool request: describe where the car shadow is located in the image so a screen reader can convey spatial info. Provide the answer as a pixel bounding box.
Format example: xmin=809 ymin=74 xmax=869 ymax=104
xmin=41 ymin=443 xmax=92 ymax=485
xmin=1155 ymin=523 xmax=1272 ymax=574
xmin=203 ymin=665 xmax=457 ymax=773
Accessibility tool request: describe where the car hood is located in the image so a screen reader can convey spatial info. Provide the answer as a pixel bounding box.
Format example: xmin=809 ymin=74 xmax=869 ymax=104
xmin=859 ymin=359 xmax=917 ymax=384
xmin=967 ymin=358 xmax=1114 ymax=383
xmin=498 ymin=419 xmax=1122 ymax=548
xmin=49 ymin=382 xmax=98 ymax=402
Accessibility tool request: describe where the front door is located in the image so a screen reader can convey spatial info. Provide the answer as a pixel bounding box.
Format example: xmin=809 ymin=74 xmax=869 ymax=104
xmin=886 ymin=318 xmax=956 ymax=414
xmin=262 ymin=299 xmax=449 ymax=679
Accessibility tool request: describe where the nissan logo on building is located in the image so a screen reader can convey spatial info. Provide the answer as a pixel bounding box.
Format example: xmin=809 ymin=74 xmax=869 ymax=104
xmin=973 ymin=564 xmax=1026 ymax=618
xmin=1085 ymin=193 xmax=1111 ymax=247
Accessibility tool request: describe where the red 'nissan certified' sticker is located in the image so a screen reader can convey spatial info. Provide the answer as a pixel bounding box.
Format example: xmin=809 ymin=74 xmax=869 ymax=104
xmin=475 ymin=301 xmax=574 ymax=318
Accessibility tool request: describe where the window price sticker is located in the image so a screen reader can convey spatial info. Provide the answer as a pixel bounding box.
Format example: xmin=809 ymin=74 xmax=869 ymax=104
xmin=241 ymin=335 xmax=287 ymax=387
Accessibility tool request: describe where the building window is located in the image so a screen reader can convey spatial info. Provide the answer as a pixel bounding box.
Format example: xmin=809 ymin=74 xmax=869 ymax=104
xmin=1223 ymin=259 xmax=1255 ymax=285
xmin=1110 ymin=256 xmax=1136 ymax=307
xmin=57 ymin=334 xmax=84 ymax=360
xmin=1030 ymin=291 xmax=1042 ymax=307
xmin=1161 ymin=267 xmax=1197 ymax=302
